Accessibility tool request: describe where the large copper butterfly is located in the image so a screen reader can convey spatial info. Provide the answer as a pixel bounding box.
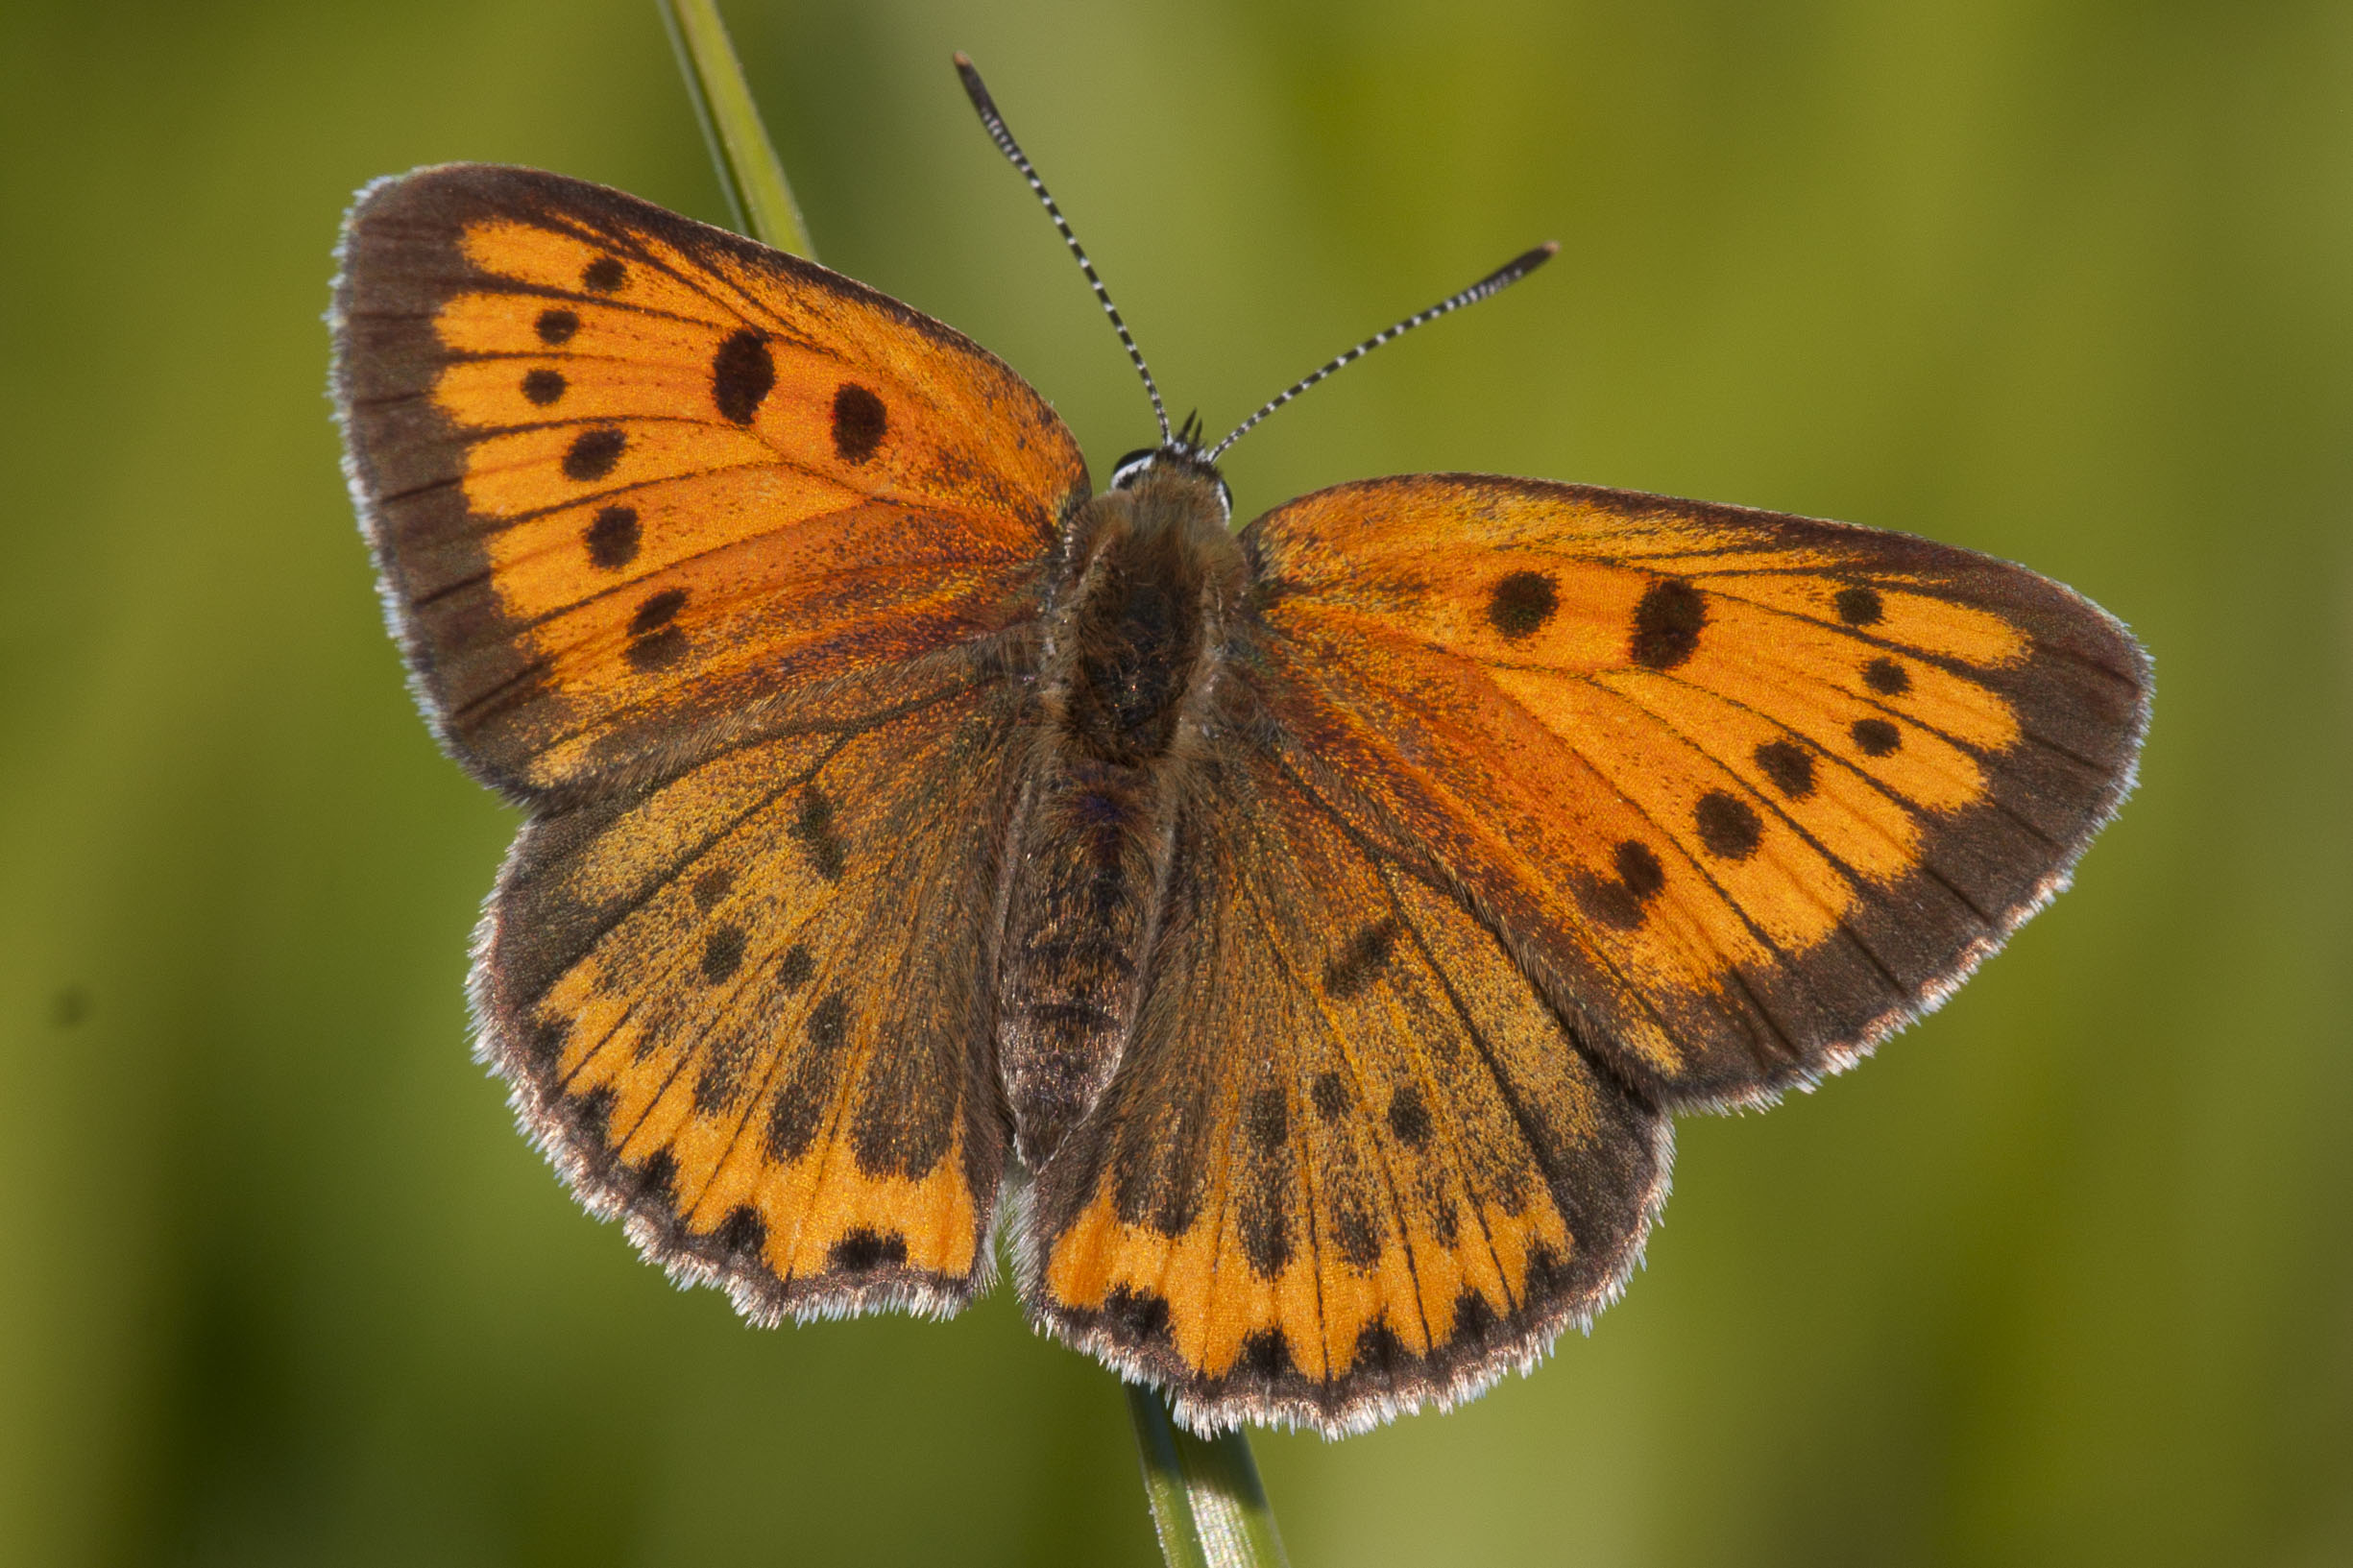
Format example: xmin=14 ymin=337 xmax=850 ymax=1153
xmin=330 ymin=58 xmax=2147 ymax=1435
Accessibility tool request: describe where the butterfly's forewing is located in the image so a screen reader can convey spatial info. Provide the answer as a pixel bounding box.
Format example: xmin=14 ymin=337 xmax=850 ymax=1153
xmin=1022 ymin=731 xmax=1669 ymax=1435
xmin=332 ymin=164 xmax=1085 ymax=800
xmin=1245 ymin=476 xmax=2150 ymax=1110
xmin=332 ymin=165 xmax=1087 ymax=1315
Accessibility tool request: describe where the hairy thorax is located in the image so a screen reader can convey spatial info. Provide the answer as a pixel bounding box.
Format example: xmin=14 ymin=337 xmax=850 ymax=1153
xmin=997 ymin=468 xmax=1248 ymax=1168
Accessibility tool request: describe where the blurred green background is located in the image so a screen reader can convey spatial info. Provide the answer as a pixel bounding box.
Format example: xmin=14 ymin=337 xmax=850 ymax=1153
xmin=3 ymin=1 xmax=2347 ymax=1563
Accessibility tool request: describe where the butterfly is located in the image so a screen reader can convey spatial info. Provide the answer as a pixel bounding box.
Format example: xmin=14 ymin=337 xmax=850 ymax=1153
xmin=329 ymin=58 xmax=2148 ymax=1436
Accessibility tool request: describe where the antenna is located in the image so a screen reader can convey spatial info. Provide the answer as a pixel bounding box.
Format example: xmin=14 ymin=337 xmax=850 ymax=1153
xmin=955 ymin=54 xmax=1172 ymax=446
xmin=1206 ymin=243 xmax=1559 ymax=462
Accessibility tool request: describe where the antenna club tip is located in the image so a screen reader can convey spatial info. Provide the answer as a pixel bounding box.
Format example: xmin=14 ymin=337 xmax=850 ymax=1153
xmin=1538 ymin=240 xmax=1561 ymax=257
xmin=954 ymin=53 xmax=998 ymax=118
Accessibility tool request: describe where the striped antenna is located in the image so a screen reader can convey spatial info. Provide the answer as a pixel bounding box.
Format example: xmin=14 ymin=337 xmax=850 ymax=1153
xmin=955 ymin=54 xmax=1173 ymax=446
xmin=1205 ymin=243 xmax=1559 ymax=462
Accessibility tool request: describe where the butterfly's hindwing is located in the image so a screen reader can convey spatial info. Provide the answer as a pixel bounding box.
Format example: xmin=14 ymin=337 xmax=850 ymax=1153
xmin=1021 ymin=726 xmax=1669 ymax=1435
xmin=480 ymin=667 xmax=1029 ymax=1320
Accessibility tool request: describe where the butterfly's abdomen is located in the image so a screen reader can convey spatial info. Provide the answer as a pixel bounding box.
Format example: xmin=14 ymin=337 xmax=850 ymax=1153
xmin=996 ymin=478 xmax=1244 ymax=1169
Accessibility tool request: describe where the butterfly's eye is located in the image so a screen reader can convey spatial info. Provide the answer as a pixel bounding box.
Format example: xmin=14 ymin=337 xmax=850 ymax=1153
xmin=1111 ymin=448 xmax=1160 ymax=489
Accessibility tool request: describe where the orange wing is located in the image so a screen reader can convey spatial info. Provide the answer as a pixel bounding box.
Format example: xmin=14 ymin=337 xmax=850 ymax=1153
xmin=332 ymin=163 xmax=1085 ymax=799
xmin=332 ymin=165 xmax=1085 ymax=1315
xmin=482 ymin=674 xmax=1025 ymax=1320
xmin=1022 ymin=726 xmax=1669 ymax=1435
xmin=1244 ymin=475 xmax=2150 ymax=1110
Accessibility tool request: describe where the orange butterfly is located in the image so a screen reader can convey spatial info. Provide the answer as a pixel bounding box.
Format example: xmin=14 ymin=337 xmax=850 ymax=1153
xmin=330 ymin=59 xmax=2147 ymax=1436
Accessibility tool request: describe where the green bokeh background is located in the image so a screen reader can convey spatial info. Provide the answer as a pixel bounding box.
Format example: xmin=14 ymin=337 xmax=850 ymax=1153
xmin=4 ymin=1 xmax=2347 ymax=1563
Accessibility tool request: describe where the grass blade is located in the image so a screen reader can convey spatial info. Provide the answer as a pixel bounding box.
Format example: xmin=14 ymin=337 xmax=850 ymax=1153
xmin=655 ymin=0 xmax=815 ymax=258
xmin=1126 ymin=1384 xmax=1291 ymax=1568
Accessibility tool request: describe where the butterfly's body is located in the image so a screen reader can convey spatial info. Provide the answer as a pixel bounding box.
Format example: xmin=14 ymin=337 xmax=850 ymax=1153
xmin=333 ymin=160 xmax=2147 ymax=1435
xmin=1002 ymin=462 xmax=1245 ymax=1168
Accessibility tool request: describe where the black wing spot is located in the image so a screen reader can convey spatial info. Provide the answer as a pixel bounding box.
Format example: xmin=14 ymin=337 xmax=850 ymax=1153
xmin=691 ymin=867 xmax=734 ymax=910
xmin=526 ymin=1016 xmax=566 ymax=1070
xmin=1853 ymin=718 xmax=1902 ymax=757
xmin=1245 ymin=1087 xmax=1288 ymax=1152
xmin=700 ymin=925 xmax=746 ymax=983
xmin=1332 ymin=1192 xmax=1383 ymax=1267
xmin=828 ymin=1229 xmax=909 ymax=1272
xmin=626 ymin=588 xmax=688 ymax=671
xmin=1835 ymin=586 xmax=1884 ymax=625
xmin=716 ymin=1205 xmax=767 ymax=1259
xmin=1631 ymin=578 xmax=1706 ymax=668
xmin=1616 ymin=840 xmax=1665 ymax=898
xmin=1241 ymin=1208 xmax=1292 ymax=1279
xmin=775 ymin=944 xmax=813 ymax=991
xmin=582 ymin=255 xmax=626 ymax=292
xmin=1754 ymin=739 xmax=1815 ymax=798
xmin=1236 ymin=1329 xmax=1296 ymax=1382
xmin=1103 ymin=1285 xmax=1174 ymax=1345
xmin=693 ymin=1036 xmax=757 ymax=1113
xmin=1310 ymin=1072 xmax=1350 ymax=1122
xmin=1448 ymin=1286 xmax=1501 ymax=1350
xmin=1578 ymin=839 xmax=1667 ymax=929
xmin=790 ymin=787 xmax=848 ymax=881
xmin=1863 ymin=657 xmax=1910 ymax=695
xmin=765 ymin=994 xmax=851 ymax=1161
xmin=1525 ymin=1241 xmax=1571 ymax=1292
xmin=712 ymin=328 xmax=775 ymax=424
xmin=629 ymin=590 xmax=685 ymax=634
xmin=521 ymin=368 xmax=566 ymax=405
xmin=634 ymin=1148 xmax=679 ymax=1207
xmin=562 ymin=426 xmax=625 ymax=482
xmin=535 ymin=308 xmax=579 ymax=345
xmin=807 ymin=993 xmax=848 ymax=1051
xmin=1387 ymin=1084 xmax=1435 ymax=1149
xmin=1694 ymin=791 xmax=1763 ymax=859
xmin=570 ymin=1085 xmax=617 ymax=1146
xmin=625 ymin=629 xmax=685 ymax=672
xmin=831 ymin=383 xmax=887 ymax=463
xmin=1487 ymin=569 xmax=1559 ymax=639
xmin=1322 ymin=919 xmax=1402 ymax=999
xmin=584 ymin=505 xmax=640 ymax=569
xmin=1351 ymin=1317 xmax=1414 ymax=1375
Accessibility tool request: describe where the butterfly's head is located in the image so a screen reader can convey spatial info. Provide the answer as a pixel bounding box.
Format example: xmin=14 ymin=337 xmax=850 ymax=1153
xmin=1109 ymin=442 xmax=1233 ymax=530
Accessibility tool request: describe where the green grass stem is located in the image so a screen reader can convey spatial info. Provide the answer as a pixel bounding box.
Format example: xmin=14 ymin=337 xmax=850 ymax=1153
xmin=1126 ymin=1385 xmax=1292 ymax=1568
xmin=655 ymin=0 xmax=814 ymax=258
